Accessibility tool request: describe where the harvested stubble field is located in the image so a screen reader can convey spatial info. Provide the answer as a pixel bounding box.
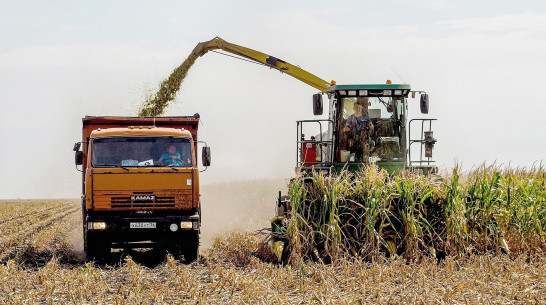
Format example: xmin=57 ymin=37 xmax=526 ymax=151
xmin=0 ymin=182 xmax=545 ymax=304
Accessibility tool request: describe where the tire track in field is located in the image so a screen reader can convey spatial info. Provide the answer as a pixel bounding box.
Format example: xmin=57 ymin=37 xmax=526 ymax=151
xmin=30 ymin=206 xmax=81 ymax=253
xmin=0 ymin=204 xmax=71 ymax=239
xmin=24 ymin=208 xmax=83 ymax=265
xmin=0 ymin=205 xmax=80 ymax=262
xmin=0 ymin=203 xmax=69 ymax=226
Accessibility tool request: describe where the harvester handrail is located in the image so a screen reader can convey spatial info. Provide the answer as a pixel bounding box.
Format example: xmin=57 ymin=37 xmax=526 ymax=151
xmin=296 ymin=119 xmax=335 ymax=167
xmin=408 ymin=118 xmax=437 ymax=166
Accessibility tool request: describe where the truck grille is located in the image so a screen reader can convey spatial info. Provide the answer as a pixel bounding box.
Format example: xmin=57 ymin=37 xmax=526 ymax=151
xmin=93 ymin=190 xmax=193 ymax=209
xmin=111 ymin=196 xmax=175 ymax=208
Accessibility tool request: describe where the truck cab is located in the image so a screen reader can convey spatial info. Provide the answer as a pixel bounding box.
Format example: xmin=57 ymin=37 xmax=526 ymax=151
xmin=74 ymin=116 xmax=210 ymax=261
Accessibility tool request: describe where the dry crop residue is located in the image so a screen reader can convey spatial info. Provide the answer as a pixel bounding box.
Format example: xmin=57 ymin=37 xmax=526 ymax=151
xmin=138 ymin=53 xmax=199 ymax=116
xmin=0 ymin=226 xmax=545 ymax=304
xmin=0 ymin=199 xmax=81 ymax=264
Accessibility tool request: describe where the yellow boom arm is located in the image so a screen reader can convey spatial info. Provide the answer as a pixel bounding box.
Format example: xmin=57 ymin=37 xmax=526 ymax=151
xmin=192 ymin=37 xmax=332 ymax=92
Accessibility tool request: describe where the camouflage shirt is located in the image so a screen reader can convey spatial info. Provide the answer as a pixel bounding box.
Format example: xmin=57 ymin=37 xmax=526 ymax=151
xmin=346 ymin=113 xmax=372 ymax=134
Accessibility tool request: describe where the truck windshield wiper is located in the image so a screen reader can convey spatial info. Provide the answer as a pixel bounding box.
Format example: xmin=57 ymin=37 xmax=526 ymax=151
xmin=98 ymin=165 xmax=130 ymax=171
xmin=152 ymin=164 xmax=180 ymax=171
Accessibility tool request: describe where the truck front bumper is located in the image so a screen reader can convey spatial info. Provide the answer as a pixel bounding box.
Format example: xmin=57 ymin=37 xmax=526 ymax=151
xmin=85 ymin=211 xmax=200 ymax=244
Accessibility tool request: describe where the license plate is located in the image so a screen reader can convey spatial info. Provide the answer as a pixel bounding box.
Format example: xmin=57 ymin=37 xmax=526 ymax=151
xmin=130 ymin=222 xmax=156 ymax=229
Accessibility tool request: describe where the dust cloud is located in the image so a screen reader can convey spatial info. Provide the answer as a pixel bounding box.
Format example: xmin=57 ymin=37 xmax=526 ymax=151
xmin=200 ymin=178 xmax=288 ymax=249
xmin=66 ymin=217 xmax=85 ymax=260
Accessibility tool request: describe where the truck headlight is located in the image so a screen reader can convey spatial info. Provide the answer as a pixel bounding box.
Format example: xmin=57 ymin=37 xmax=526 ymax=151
xmin=180 ymin=221 xmax=193 ymax=229
xmin=89 ymin=221 xmax=107 ymax=230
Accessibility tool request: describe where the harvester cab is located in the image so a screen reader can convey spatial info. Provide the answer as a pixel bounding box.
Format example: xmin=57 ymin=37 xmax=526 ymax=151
xmin=299 ymin=83 xmax=437 ymax=175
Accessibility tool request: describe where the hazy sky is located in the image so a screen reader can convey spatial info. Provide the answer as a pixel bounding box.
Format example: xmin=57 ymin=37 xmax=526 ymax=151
xmin=1 ymin=0 xmax=545 ymax=199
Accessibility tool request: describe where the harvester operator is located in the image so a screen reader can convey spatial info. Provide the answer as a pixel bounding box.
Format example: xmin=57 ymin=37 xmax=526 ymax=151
xmin=343 ymin=97 xmax=374 ymax=162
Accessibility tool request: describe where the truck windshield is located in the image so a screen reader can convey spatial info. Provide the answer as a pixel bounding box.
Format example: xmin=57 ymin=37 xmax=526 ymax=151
xmin=92 ymin=137 xmax=193 ymax=167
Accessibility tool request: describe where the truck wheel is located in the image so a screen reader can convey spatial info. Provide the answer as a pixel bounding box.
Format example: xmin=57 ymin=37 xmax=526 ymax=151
xmin=182 ymin=231 xmax=199 ymax=263
xmin=166 ymin=240 xmax=182 ymax=259
xmin=85 ymin=231 xmax=110 ymax=262
xmin=83 ymin=229 xmax=88 ymax=253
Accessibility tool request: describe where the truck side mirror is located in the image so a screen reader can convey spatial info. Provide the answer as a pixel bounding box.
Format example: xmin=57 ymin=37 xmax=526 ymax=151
xmin=202 ymin=147 xmax=211 ymax=167
xmin=420 ymin=93 xmax=429 ymax=114
xmin=75 ymin=151 xmax=83 ymax=165
xmin=313 ymin=94 xmax=323 ymax=115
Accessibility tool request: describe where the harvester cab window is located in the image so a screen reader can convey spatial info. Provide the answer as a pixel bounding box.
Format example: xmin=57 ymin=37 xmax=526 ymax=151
xmin=91 ymin=137 xmax=193 ymax=168
xmin=338 ymin=97 xmax=405 ymax=163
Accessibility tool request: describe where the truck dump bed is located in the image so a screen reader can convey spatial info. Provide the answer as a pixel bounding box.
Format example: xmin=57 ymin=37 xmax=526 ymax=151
xmin=82 ymin=116 xmax=200 ymax=141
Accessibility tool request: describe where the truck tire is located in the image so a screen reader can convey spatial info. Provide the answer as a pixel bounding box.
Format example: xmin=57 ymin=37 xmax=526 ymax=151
xmin=85 ymin=231 xmax=110 ymax=262
xmin=182 ymin=231 xmax=199 ymax=263
xmin=166 ymin=239 xmax=182 ymax=259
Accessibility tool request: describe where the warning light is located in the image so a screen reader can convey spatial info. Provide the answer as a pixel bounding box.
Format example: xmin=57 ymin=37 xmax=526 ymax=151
xmin=386 ymin=80 xmax=392 ymax=84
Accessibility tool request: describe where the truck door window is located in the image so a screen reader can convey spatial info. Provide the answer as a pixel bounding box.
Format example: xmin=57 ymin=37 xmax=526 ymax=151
xmin=92 ymin=137 xmax=193 ymax=167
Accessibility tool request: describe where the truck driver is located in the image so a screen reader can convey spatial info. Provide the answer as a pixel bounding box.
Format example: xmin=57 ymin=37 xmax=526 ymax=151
xmin=159 ymin=144 xmax=188 ymax=166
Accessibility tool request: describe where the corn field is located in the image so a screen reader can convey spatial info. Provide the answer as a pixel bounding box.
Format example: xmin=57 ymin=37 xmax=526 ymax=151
xmin=281 ymin=164 xmax=546 ymax=263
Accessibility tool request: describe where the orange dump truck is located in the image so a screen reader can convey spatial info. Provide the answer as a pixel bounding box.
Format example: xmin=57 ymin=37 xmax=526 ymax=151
xmin=73 ymin=115 xmax=210 ymax=261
